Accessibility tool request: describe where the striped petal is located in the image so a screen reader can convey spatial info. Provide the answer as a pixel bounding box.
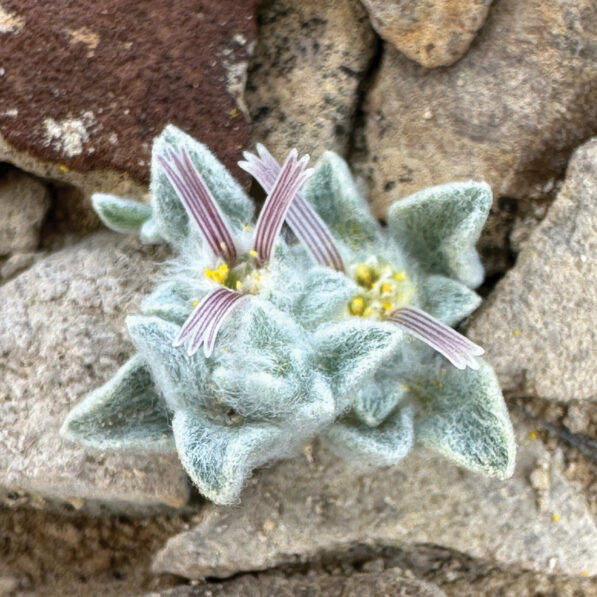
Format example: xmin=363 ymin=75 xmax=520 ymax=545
xmin=389 ymin=307 xmax=484 ymax=370
xmin=174 ymin=288 xmax=248 ymax=357
xmin=157 ymin=146 xmax=237 ymax=263
xmin=240 ymin=146 xmax=344 ymax=269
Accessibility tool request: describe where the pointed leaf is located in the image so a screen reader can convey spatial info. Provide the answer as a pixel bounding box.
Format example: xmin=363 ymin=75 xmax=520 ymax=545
xmin=269 ymin=262 xmax=357 ymax=331
xmin=314 ymin=320 xmax=401 ymax=400
xmin=301 ymin=151 xmax=381 ymax=249
xmin=61 ymin=355 xmax=175 ymax=453
xmin=172 ymin=409 xmax=289 ymax=505
xmin=151 ymin=125 xmax=254 ymax=246
xmin=127 ymin=315 xmax=212 ymax=413
xmin=140 ymin=280 xmax=196 ymax=325
xmin=324 ymin=404 xmax=414 ymax=467
xmin=353 ymin=361 xmax=409 ymax=427
xmin=408 ymin=358 xmax=516 ymax=479
xmin=387 ymin=181 xmax=492 ymax=288
xmin=422 ymin=275 xmax=482 ymax=326
xmin=91 ymin=193 xmax=152 ymax=235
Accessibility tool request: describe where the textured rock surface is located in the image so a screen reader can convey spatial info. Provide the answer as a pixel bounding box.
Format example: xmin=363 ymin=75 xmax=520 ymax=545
xmin=360 ymin=0 xmax=492 ymax=67
xmin=0 ymin=0 xmax=255 ymax=197
xmin=0 ymin=167 xmax=50 ymax=255
xmin=246 ymin=0 xmax=376 ymax=160
xmin=145 ymin=571 xmax=446 ymax=597
xmin=355 ymin=0 xmax=597 ymax=271
xmin=0 ymin=232 xmax=189 ymax=510
xmin=468 ymin=138 xmax=597 ymax=401
xmin=153 ymin=420 xmax=597 ymax=579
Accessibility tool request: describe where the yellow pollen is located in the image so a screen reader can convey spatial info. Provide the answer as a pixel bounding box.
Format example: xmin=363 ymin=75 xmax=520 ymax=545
xmin=235 ymin=280 xmax=243 ymax=291
xmin=394 ymin=271 xmax=406 ymax=282
xmin=381 ymin=300 xmax=393 ymax=312
xmin=59 ymin=164 xmax=69 ymax=172
xmin=349 ymin=297 xmax=365 ymax=316
xmin=355 ymin=264 xmax=373 ymax=287
xmin=229 ymin=108 xmax=239 ymax=118
xmin=552 ymin=513 xmax=560 ymax=523
xmin=362 ymin=306 xmax=376 ymax=319
xmin=529 ymin=430 xmax=539 ymax=440
xmin=581 ymin=571 xmax=589 ymax=577
xmin=513 ymin=329 xmax=521 ymax=337
xmin=243 ymin=224 xmax=253 ymax=232
xmin=249 ymin=249 xmax=259 ymax=258
xmin=401 ymin=384 xmax=410 ymax=392
xmin=204 ymin=263 xmax=229 ymax=285
xmin=192 ymin=299 xmax=199 ymax=307
xmin=381 ymin=282 xmax=393 ymax=294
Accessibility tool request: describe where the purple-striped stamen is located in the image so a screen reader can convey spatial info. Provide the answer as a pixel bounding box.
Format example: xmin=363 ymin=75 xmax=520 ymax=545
xmin=389 ymin=307 xmax=484 ymax=370
xmin=251 ymin=148 xmax=313 ymax=265
xmin=239 ymin=144 xmax=344 ymax=271
xmin=174 ymin=288 xmax=248 ymax=357
xmin=158 ymin=146 xmax=237 ymax=263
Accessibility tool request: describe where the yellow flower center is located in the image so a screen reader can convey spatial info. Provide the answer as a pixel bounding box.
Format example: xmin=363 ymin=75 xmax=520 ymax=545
xmin=348 ymin=261 xmax=415 ymax=320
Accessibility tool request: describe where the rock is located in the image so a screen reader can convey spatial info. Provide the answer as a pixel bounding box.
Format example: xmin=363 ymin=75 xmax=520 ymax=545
xmin=468 ymin=138 xmax=597 ymax=401
xmin=0 ymin=232 xmax=189 ymax=511
xmin=153 ymin=418 xmax=597 ymax=579
xmin=0 ymin=252 xmax=37 ymax=280
xmin=0 ymin=168 xmax=50 ymax=255
xmin=0 ymin=0 xmax=255 ymax=199
xmin=144 ymin=571 xmax=446 ymax=597
xmin=360 ymin=0 xmax=492 ymax=67
xmin=355 ymin=0 xmax=597 ymax=272
xmin=246 ymin=0 xmax=376 ymax=160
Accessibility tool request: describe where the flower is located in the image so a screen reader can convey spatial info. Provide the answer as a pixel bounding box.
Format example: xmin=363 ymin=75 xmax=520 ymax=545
xmin=155 ymin=144 xmax=312 ymax=356
xmin=240 ymin=144 xmax=484 ymax=370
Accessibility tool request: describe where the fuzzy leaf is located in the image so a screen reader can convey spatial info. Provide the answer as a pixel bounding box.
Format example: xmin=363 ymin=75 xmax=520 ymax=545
xmin=409 ymin=358 xmax=516 ymax=479
xmin=387 ymin=181 xmax=492 ymax=288
xmin=314 ymin=320 xmax=401 ymax=402
xmin=172 ymin=409 xmax=291 ymax=505
xmin=211 ymin=299 xmax=336 ymax=423
xmin=324 ymin=404 xmax=414 ymax=467
xmin=352 ymin=359 xmax=409 ymax=427
xmin=127 ymin=315 xmax=212 ymax=413
xmin=92 ymin=193 xmax=152 ymax=235
xmin=60 ymin=355 xmax=174 ymax=453
xmin=140 ymin=280 xmax=196 ymax=326
xmin=139 ymin=217 xmax=163 ymax=244
xmin=269 ymin=261 xmax=357 ymax=331
xmin=301 ymin=151 xmax=381 ymax=249
xmin=151 ymin=124 xmax=254 ymax=246
xmin=421 ymin=275 xmax=482 ymax=326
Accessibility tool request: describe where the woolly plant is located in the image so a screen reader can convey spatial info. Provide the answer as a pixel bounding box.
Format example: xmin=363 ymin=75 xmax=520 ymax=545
xmin=62 ymin=125 xmax=515 ymax=505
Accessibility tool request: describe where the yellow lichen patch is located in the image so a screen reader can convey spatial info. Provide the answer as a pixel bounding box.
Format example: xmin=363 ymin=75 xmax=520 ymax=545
xmin=349 ymin=297 xmax=365 ymax=316
xmin=204 ymin=263 xmax=229 ymax=285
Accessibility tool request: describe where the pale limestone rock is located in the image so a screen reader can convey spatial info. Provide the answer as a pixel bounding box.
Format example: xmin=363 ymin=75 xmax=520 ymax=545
xmin=468 ymin=138 xmax=597 ymax=401
xmin=0 ymin=232 xmax=189 ymax=511
xmin=247 ymin=0 xmax=377 ymax=161
xmin=360 ymin=0 xmax=492 ymax=67
xmin=153 ymin=420 xmax=597 ymax=579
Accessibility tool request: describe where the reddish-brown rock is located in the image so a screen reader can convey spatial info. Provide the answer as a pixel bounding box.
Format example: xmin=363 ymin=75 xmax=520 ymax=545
xmin=0 ymin=0 xmax=256 ymax=188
